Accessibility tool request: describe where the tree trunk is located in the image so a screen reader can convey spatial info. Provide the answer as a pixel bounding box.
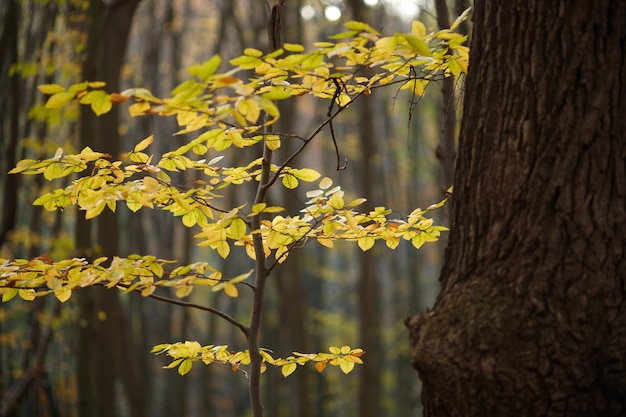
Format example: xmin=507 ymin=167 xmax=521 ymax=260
xmin=76 ymin=1 xmax=142 ymax=417
xmin=406 ymin=1 xmax=626 ymax=416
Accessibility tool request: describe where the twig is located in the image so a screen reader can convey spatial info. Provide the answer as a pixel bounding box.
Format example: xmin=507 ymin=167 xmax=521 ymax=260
xmin=146 ymin=292 xmax=248 ymax=335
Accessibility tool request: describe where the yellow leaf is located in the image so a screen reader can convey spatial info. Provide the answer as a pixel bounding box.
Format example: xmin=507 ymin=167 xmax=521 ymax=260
xmin=141 ymin=286 xmax=156 ymax=297
xmin=19 ymin=289 xmax=36 ymax=301
xmin=43 ymin=162 xmax=62 ymax=180
xmin=236 ymin=98 xmax=261 ymax=124
xmin=38 ymin=84 xmax=65 ymax=94
xmin=175 ymin=286 xmax=193 ymax=298
xmin=85 ymin=201 xmax=106 ymax=220
xmin=328 ymin=193 xmax=344 ymax=209
xmin=319 ymin=177 xmax=333 ymax=189
xmin=265 ymin=134 xmax=281 ymax=150
xmin=411 ymin=20 xmax=426 ymax=38
xmin=224 ymin=282 xmax=238 ymax=297
xmin=293 ymin=168 xmax=320 ymax=182
xmin=2 ymin=288 xmax=17 ymax=303
xmin=134 ymin=135 xmax=154 ymax=152
xmin=182 ymin=211 xmax=197 ymax=227
xmin=126 ymin=199 xmax=142 ymax=212
xmin=143 ymin=176 xmax=159 ymax=193
xmin=402 ymin=34 xmax=432 ymax=56
xmin=317 ymin=237 xmax=334 ymax=248
xmin=244 ymin=48 xmax=263 ymax=57
xmin=178 ymin=359 xmax=193 ymax=376
xmin=229 ymin=218 xmax=246 ymax=240
xmin=282 ymin=174 xmax=298 ymax=189
xmin=187 ymin=55 xmax=221 ymax=80
xmin=401 ymin=79 xmax=427 ymax=96
xmin=260 ymin=350 xmax=276 ymax=365
xmin=88 ymin=81 xmax=106 ymax=88
xmin=411 ymin=233 xmax=427 ymax=249
xmin=54 ymin=287 xmax=72 ymax=303
xmin=450 ymin=7 xmax=471 ymax=31
xmin=281 ymin=362 xmax=297 ymax=377
xmin=8 ymin=159 xmax=37 ymax=174
xmin=358 ymin=236 xmax=375 ymax=251
xmin=79 ymin=90 xmax=112 ymax=115
xmin=229 ymin=270 xmax=254 ymax=284
xmin=385 ymin=236 xmax=400 ymax=249
xmin=339 ymin=359 xmax=355 ymax=374
xmin=129 ymin=101 xmax=151 ymax=116
xmin=45 ymin=91 xmax=76 ymax=109
xmin=284 ymin=43 xmax=305 ymax=52
xmin=275 ymin=245 xmax=289 ymax=263
xmin=216 ymin=241 xmax=230 ymax=259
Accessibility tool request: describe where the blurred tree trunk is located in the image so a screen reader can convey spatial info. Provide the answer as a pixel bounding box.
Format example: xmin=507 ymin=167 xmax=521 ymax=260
xmin=406 ymin=1 xmax=626 ymax=416
xmin=266 ymin=1 xmax=315 ymax=416
xmin=434 ymin=0 xmax=457 ymax=193
xmin=346 ymin=2 xmax=383 ymax=417
xmin=76 ymin=1 xmax=143 ymax=417
xmin=0 ymin=0 xmax=20 ymax=248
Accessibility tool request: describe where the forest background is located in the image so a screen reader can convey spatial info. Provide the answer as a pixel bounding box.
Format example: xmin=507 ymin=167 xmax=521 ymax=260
xmin=0 ymin=0 xmax=469 ymax=416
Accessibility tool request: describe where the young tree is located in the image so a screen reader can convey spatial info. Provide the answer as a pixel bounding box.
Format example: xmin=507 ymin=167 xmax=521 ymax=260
xmin=1 ymin=13 xmax=469 ymax=417
xmin=406 ymin=1 xmax=626 ymax=416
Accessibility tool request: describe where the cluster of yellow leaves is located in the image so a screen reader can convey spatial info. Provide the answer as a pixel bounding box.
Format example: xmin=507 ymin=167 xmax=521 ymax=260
xmin=221 ymin=177 xmax=449 ymax=264
xmin=152 ymin=341 xmax=364 ymax=377
xmin=1 ymin=15 xmax=463 ymax=318
xmin=8 ymin=140 xmax=325 ymax=225
xmin=0 ymin=255 xmax=252 ymax=303
xmin=37 ymin=17 xmax=468 ymax=147
xmin=6 ymin=141 xmax=448 ymax=291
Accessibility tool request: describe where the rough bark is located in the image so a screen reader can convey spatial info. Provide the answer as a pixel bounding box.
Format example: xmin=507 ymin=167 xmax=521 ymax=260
xmin=406 ymin=1 xmax=626 ymax=416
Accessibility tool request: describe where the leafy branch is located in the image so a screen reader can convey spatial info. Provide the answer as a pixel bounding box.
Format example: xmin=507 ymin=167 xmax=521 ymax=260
xmin=1 ymin=13 xmax=470 ymax=417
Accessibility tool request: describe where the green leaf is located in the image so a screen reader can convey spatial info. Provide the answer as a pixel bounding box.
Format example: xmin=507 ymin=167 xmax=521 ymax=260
xmin=402 ymin=34 xmax=432 ymax=56
xmin=187 ymin=55 xmax=221 ymax=80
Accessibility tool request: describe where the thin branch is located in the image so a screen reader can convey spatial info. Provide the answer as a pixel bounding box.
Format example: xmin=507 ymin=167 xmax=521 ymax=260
xmin=145 ymin=291 xmax=248 ymax=335
xmin=264 ymin=88 xmax=362 ymax=190
xmin=328 ymin=79 xmax=348 ymax=170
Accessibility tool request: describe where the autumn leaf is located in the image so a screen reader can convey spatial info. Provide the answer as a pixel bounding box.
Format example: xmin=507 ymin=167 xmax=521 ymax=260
xmin=45 ymin=91 xmax=76 ymax=109
xmin=281 ymin=362 xmax=297 ymax=377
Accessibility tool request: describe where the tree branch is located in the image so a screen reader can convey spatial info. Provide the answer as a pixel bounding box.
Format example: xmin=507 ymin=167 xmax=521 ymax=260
xmin=145 ymin=291 xmax=248 ymax=335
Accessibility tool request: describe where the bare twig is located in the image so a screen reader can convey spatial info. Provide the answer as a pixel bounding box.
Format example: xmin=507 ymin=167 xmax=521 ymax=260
xmin=145 ymin=291 xmax=248 ymax=335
